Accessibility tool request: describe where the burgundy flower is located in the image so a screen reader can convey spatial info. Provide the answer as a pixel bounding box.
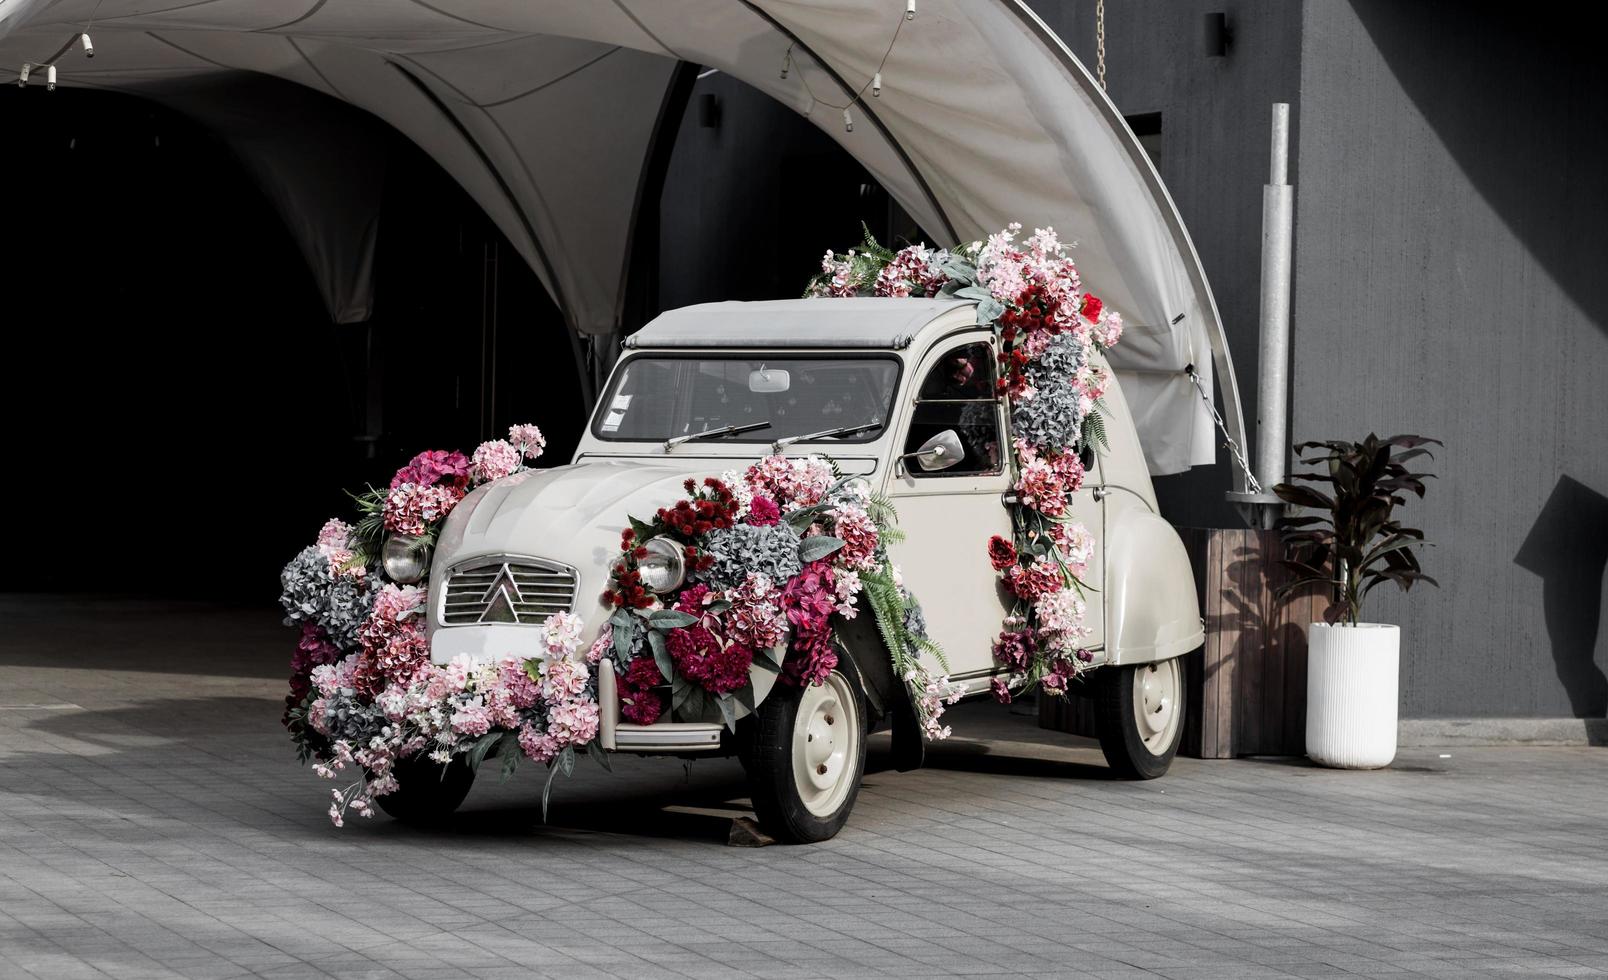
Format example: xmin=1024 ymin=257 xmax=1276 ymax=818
xmin=782 ymin=630 xmax=838 ymax=687
xmin=673 ymin=583 xmax=711 ymax=616
xmin=987 ymin=535 xmax=1018 ymax=572
xmin=992 ymin=628 xmax=1037 ymax=673
xmin=746 ymin=495 xmax=781 ymax=526
xmin=619 ymin=656 xmax=667 ymax=725
xmin=990 ymin=677 xmax=1013 ymax=704
xmin=667 ymin=626 xmax=753 ymax=695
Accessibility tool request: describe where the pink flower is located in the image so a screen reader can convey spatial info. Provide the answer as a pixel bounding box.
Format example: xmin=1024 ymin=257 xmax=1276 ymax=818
xmin=726 ymin=574 xmax=785 ymax=650
xmin=1005 ymin=556 xmax=1063 ymax=600
xmin=831 ymin=504 xmax=879 ymax=570
xmin=470 ymin=439 xmax=522 ymax=483
xmin=450 ymin=702 xmax=492 ymax=737
xmin=746 ymin=494 xmax=781 ymax=526
xmin=390 ymin=450 xmax=470 ymax=490
xmin=316 ymin=519 xmax=352 ymax=555
xmin=383 ymin=483 xmax=460 ymax=536
xmin=745 ymin=455 xmax=833 ymax=508
xmin=782 ymin=630 xmax=837 ymax=687
xmin=585 ymin=626 xmax=612 ymax=665
xmin=518 ymin=723 xmax=559 ymax=763
xmin=547 ymin=700 xmax=600 ymax=747
xmin=497 ymin=659 xmax=541 ymax=710
xmin=507 ymin=423 xmax=546 ymax=461
xmin=990 ymin=677 xmax=1013 ymax=704
xmin=541 ymin=658 xmax=589 ymax=703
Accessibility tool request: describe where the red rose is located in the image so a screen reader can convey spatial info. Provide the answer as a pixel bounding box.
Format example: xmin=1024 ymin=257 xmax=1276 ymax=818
xmin=1080 ymin=293 xmax=1103 ymax=321
xmin=987 ymin=535 xmax=1018 ymax=571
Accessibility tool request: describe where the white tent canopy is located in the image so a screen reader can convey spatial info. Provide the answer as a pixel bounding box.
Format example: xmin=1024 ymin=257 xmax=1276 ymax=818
xmin=0 ymin=0 xmax=1244 ymax=478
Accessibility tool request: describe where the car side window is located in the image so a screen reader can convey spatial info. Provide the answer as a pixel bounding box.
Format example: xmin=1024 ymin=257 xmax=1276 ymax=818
xmin=903 ymin=342 xmax=1002 ymax=477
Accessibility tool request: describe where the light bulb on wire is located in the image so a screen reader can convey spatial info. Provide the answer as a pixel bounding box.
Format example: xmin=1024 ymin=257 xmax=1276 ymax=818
xmin=843 ymin=107 xmax=853 ymax=133
xmin=906 ymin=0 xmax=916 ymax=20
xmin=872 ymin=72 xmax=882 ymax=97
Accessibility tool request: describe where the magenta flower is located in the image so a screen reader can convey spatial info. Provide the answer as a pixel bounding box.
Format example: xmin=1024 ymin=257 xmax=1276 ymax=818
xmin=746 ymin=494 xmax=781 ymax=526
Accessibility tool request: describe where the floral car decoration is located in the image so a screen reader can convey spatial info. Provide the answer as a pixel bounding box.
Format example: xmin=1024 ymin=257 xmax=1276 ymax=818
xmin=278 ymin=425 xmax=604 ymax=826
xmin=280 ymin=221 xmax=1121 ymax=828
xmin=808 ymin=224 xmax=1123 ymax=702
xmin=600 ymin=454 xmax=958 ymax=740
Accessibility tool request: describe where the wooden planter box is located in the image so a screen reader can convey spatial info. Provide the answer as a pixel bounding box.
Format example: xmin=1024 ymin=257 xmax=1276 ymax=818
xmin=1040 ymin=527 xmax=1325 ymax=759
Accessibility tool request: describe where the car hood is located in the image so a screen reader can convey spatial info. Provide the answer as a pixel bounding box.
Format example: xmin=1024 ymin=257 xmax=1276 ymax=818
xmin=428 ymin=458 xmax=718 ymax=633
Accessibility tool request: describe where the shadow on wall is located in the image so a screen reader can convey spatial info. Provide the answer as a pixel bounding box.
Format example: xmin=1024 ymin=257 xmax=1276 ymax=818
xmin=1515 ymin=475 xmax=1608 ymax=719
xmin=1352 ymin=0 xmax=1608 ymax=336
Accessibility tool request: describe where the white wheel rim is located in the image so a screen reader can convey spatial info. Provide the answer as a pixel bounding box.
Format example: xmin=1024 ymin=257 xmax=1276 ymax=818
xmin=1133 ymin=658 xmax=1182 ymax=755
xmin=792 ymin=671 xmax=859 ymax=818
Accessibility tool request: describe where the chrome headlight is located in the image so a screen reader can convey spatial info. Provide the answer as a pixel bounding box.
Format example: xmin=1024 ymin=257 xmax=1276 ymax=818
xmin=382 ymin=533 xmax=431 ymax=584
xmin=638 ymin=536 xmax=687 ymax=594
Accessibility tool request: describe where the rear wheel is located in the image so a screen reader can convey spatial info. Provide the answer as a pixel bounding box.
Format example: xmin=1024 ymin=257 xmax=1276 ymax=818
xmin=1093 ymin=657 xmax=1184 ymax=779
xmin=375 ymin=755 xmax=475 ymax=824
xmin=746 ymin=668 xmax=867 ymax=843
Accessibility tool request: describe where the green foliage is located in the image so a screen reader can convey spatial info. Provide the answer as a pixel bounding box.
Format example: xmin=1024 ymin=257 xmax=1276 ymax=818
xmin=1080 ymin=409 xmax=1108 ymax=453
xmin=1274 ymin=433 xmax=1441 ymax=625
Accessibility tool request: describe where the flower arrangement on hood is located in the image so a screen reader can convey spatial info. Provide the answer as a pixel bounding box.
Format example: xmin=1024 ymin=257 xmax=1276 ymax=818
xmin=809 ymin=223 xmax=1124 ymax=700
xmin=601 ymin=454 xmax=958 ymax=740
xmin=279 ymin=424 xmax=593 ymax=826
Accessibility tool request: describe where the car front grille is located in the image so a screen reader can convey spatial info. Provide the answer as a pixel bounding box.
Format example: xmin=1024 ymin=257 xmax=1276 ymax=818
xmin=439 ymin=557 xmax=579 ymax=626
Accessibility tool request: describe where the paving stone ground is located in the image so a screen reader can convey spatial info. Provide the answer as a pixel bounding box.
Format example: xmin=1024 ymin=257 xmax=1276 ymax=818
xmin=2 ymin=595 xmax=1607 ymax=979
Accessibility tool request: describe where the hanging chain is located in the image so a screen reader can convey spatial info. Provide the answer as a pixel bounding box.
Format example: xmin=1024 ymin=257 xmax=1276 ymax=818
xmin=1095 ymin=0 xmax=1106 ymax=92
xmin=1185 ymin=364 xmax=1262 ymax=494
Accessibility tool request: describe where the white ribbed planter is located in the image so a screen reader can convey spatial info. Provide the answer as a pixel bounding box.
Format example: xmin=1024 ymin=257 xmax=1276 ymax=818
xmin=1306 ymin=623 xmax=1400 ymax=769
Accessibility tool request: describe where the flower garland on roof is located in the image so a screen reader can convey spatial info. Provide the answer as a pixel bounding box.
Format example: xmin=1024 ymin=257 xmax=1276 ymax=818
xmin=808 ymin=223 xmax=1124 ymax=701
xmin=278 ymin=425 xmax=597 ymax=827
xmin=601 ymin=454 xmax=959 ymax=740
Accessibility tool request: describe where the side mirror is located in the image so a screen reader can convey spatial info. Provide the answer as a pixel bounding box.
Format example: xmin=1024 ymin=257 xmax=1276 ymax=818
xmin=902 ymin=430 xmax=965 ymax=472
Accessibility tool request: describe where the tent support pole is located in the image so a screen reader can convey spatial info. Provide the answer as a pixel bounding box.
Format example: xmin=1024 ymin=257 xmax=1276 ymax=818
xmin=1248 ymin=102 xmax=1294 ymax=528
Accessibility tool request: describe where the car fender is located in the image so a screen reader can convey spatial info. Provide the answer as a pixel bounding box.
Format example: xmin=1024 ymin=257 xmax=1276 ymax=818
xmin=1104 ymin=498 xmax=1204 ymax=665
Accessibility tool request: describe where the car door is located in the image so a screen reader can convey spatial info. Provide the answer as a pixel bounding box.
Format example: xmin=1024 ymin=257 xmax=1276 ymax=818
xmin=883 ymin=336 xmax=1015 ymax=693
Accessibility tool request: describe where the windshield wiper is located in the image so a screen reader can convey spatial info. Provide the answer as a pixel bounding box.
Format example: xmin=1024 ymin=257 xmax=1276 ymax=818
xmin=663 ymin=420 xmax=772 ymax=451
xmin=770 ymin=419 xmax=883 ymax=453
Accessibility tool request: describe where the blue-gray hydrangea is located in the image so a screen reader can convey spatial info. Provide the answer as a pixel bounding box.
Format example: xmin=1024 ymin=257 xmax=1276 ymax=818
xmin=902 ymin=596 xmax=929 ymax=639
xmin=1027 ymin=332 xmax=1086 ymax=385
xmin=698 ymin=522 xmax=803 ymax=590
xmin=279 ymin=546 xmax=375 ymax=650
xmin=1012 ymin=380 xmax=1083 ymax=450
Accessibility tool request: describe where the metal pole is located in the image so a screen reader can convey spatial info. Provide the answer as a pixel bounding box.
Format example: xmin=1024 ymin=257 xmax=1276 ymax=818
xmin=1252 ymin=102 xmax=1294 ymax=528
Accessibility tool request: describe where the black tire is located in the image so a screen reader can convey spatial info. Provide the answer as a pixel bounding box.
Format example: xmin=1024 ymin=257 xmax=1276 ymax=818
xmin=745 ymin=667 xmax=868 ymax=843
xmin=374 ymin=755 xmax=475 ymax=824
xmin=1092 ymin=658 xmax=1185 ymax=780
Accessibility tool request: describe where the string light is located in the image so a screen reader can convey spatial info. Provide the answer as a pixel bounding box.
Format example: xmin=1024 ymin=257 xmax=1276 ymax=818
xmin=16 ymin=63 xmax=30 ymax=87
xmin=781 ymin=1 xmax=914 ymax=133
xmin=46 ymin=64 xmax=56 ymax=90
xmin=81 ymin=33 xmax=94 ymax=58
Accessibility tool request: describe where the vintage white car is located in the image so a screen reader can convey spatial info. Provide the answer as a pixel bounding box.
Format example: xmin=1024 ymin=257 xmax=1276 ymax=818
xmin=404 ymin=296 xmax=1202 ymax=841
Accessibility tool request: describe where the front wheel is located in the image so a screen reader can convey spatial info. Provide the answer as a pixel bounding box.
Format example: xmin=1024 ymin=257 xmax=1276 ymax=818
xmin=374 ymin=755 xmax=475 ymax=824
xmin=746 ymin=668 xmax=867 ymax=843
xmin=1092 ymin=657 xmax=1185 ymax=779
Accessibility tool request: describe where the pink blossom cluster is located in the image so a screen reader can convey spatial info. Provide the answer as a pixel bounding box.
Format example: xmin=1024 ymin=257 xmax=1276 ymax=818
xmin=382 ymin=482 xmax=461 ymax=536
xmin=1012 ymin=440 xmax=1086 ymax=516
xmin=780 ymin=560 xmax=839 ymax=686
xmin=507 ymin=423 xmax=546 ymax=461
xmin=725 ymin=574 xmax=786 ymax=650
xmin=390 ymin=449 xmax=470 ymax=490
xmin=832 ymin=504 xmax=880 ymax=571
xmin=809 ymin=249 xmax=860 ymax=297
xmin=743 ymin=454 xmax=834 ymax=508
xmin=873 ymin=244 xmax=948 ymax=299
xmin=315 ymin=518 xmax=364 ymax=578
xmin=307 ymin=611 xmax=600 ymax=827
xmin=470 ymin=439 xmax=522 ymax=484
xmin=355 ymin=584 xmax=429 ymax=694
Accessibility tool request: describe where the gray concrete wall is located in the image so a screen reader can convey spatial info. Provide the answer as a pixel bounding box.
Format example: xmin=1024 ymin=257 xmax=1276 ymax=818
xmin=1291 ymin=1 xmax=1608 ymax=719
xmin=1023 ymin=0 xmax=1305 ymax=528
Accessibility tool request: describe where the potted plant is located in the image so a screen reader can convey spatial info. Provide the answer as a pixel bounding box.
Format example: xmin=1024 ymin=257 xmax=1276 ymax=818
xmin=1274 ymin=434 xmax=1439 ymax=769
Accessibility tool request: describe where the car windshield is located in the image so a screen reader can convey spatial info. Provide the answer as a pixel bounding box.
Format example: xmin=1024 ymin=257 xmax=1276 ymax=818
xmin=593 ymin=354 xmax=900 ymax=444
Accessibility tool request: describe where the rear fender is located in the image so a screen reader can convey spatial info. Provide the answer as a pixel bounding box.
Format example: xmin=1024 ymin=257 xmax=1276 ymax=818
xmin=1104 ymin=500 xmax=1204 ymax=664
